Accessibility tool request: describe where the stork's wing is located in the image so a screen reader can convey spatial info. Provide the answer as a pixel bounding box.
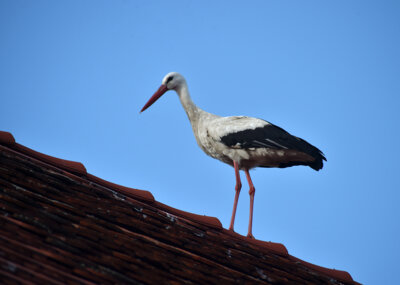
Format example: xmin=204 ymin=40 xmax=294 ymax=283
xmin=217 ymin=117 xmax=326 ymax=161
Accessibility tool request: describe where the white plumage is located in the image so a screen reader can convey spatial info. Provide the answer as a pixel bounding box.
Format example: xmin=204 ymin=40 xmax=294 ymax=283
xmin=141 ymin=72 xmax=326 ymax=238
xmin=195 ymin=115 xmax=272 ymax=167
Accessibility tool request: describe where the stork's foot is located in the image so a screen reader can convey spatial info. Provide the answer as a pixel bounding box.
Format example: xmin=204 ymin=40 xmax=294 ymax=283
xmin=247 ymin=233 xmax=255 ymax=239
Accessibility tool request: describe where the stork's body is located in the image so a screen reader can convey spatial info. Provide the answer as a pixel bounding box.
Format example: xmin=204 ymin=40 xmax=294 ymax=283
xmin=141 ymin=72 xmax=326 ymax=238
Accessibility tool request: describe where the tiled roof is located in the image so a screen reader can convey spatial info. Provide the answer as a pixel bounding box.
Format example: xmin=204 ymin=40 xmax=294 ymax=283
xmin=0 ymin=131 xmax=359 ymax=284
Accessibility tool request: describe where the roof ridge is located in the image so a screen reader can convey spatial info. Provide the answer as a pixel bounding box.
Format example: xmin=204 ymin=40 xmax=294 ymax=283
xmin=0 ymin=131 xmax=15 ymax=145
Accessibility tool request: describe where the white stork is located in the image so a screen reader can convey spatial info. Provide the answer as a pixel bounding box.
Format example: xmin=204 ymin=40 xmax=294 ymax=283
xmin=140 ymin=72 xmax=326 ymax=238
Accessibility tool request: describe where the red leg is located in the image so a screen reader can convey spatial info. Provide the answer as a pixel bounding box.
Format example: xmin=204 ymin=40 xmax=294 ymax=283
xmin=244 ymin=169 xmax=255 ymax=239
xmin=229 ymin=161 xmax=242 ymax=231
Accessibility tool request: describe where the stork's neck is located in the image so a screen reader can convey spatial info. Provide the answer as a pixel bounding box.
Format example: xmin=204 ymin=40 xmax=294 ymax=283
xmin=176 ymin=84 xmax=201 ymax=123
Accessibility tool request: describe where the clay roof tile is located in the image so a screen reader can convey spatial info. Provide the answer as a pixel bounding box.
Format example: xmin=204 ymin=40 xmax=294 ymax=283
xmin=0 ymin=130 xmax=358 ymax=284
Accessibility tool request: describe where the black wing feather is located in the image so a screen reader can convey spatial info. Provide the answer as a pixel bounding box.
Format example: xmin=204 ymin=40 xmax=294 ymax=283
xmin=220 ymin=122 xmax=326 ymax=170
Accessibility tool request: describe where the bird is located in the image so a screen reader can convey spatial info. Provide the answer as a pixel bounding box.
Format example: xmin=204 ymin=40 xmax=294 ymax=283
xmin=140 ymin=72 xmax=326 ymax=238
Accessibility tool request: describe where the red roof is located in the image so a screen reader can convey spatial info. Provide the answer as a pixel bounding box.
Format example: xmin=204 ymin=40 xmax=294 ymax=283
xmin=0 ymin=131 xmax=359 ymax=284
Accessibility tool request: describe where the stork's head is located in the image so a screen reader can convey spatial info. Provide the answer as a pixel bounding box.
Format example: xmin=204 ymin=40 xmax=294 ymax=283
xmin=162 ymin=72 xmax=186 ymax=90
xmin=140 ymin=72 xmax=186 ymax=113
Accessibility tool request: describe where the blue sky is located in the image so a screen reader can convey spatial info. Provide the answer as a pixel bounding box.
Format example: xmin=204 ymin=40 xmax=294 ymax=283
xmin=1 ymin=1 xmax=399 ymax=283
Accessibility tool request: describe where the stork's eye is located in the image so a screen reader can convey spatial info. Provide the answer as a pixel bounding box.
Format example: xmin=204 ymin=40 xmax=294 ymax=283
xmin=166 ymin=76 xmax=174 ymax=83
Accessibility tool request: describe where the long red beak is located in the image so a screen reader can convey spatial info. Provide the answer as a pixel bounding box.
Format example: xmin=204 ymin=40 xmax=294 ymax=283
xmin=140 ymin=84 xmax=169 ymax=113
